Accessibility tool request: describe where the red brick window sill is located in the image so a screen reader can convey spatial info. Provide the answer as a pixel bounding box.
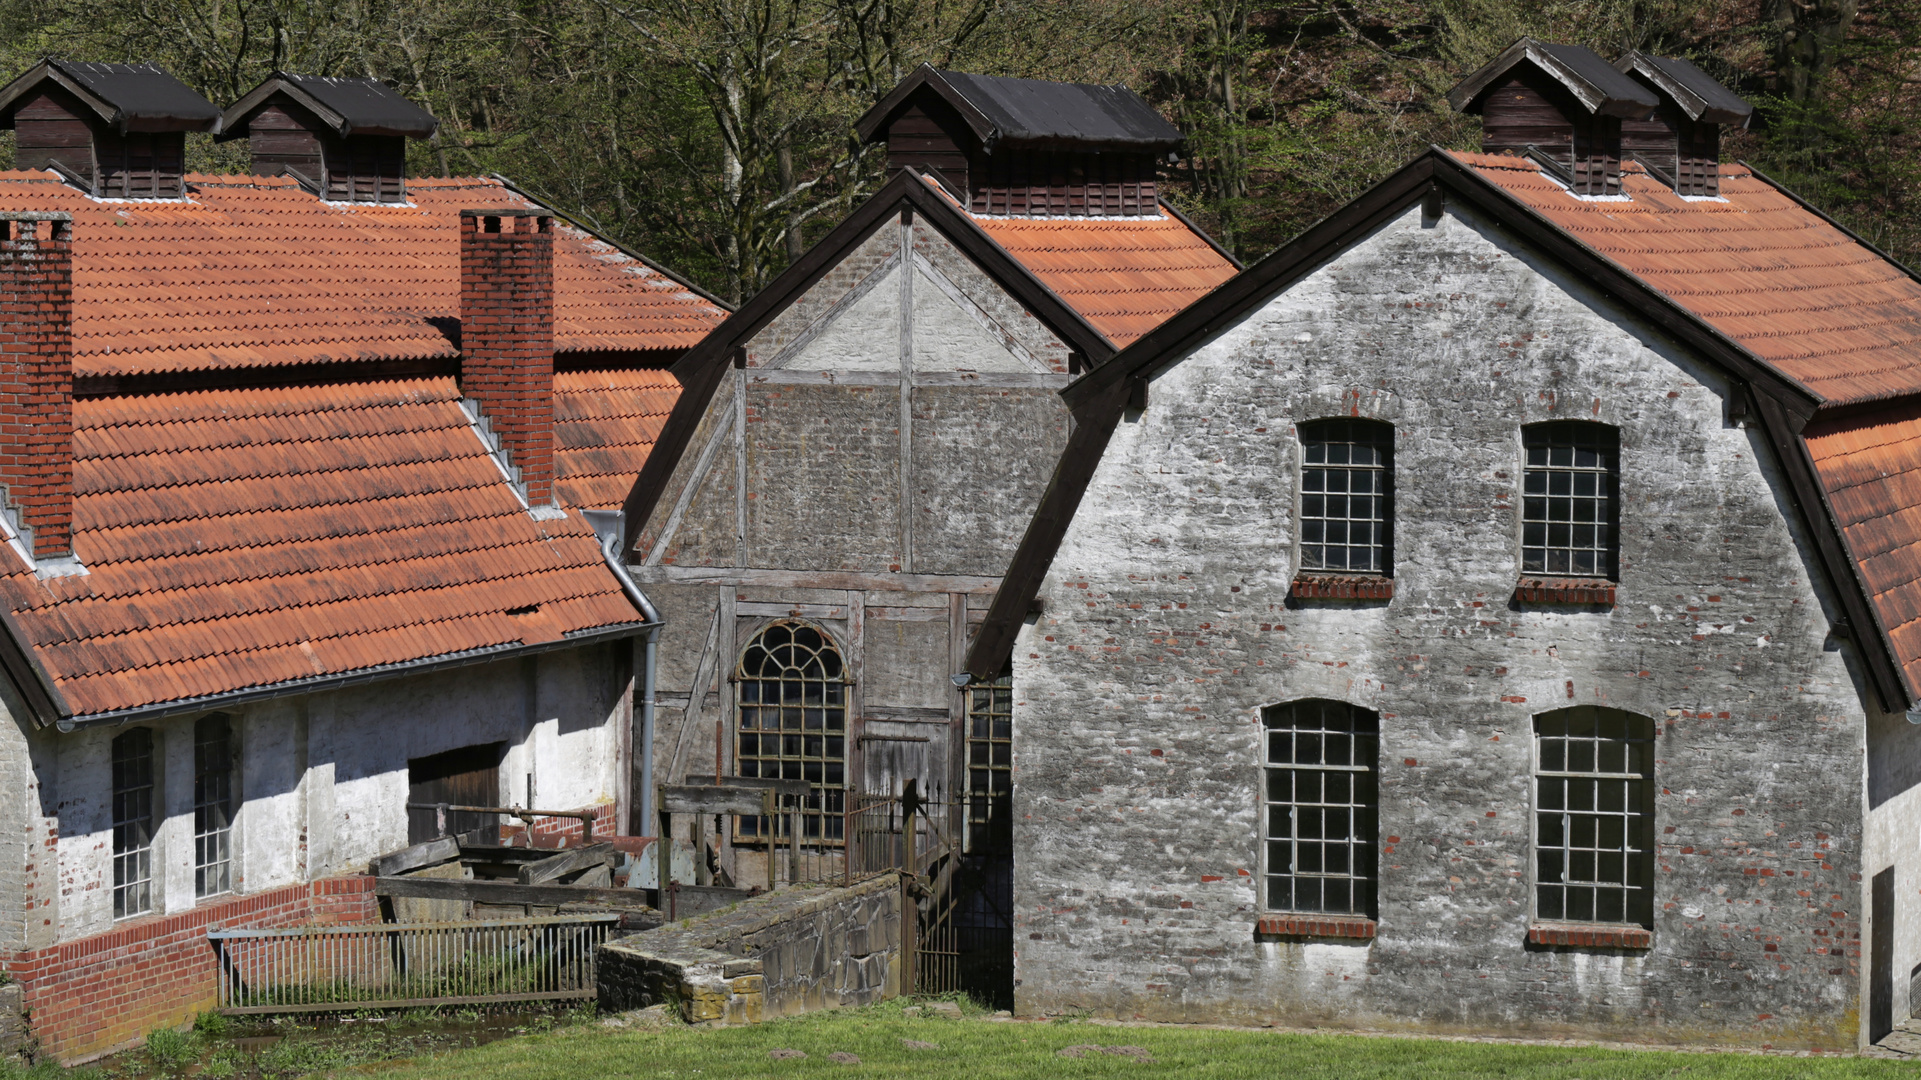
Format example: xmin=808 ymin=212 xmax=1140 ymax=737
xmin=1256 ymin=915 xmax=1377 ymax=940
xmin=1527 ymin=922 xmax=1650 ymax=949
xmin=1515 ymin=577 xmax=1615 ymax=605
xmin=1291 ymin=574 xmax=1394 ymax=601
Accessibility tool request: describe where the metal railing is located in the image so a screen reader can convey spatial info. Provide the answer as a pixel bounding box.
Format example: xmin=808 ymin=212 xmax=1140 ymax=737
xmin=208 ymin=914 xmax=619 ymax=1014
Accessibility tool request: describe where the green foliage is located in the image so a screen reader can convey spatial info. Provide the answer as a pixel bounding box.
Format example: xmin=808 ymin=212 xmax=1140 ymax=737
xmin=141 ymin=1026 xmax=199 ymax=1072
xmin=0 ymin=0 xmax=1916 ymax=288
xmin=191 ymin=1010 xmax=229 ymax=1038
xmin=266 ymin=998 xmax=1921 ymax=1080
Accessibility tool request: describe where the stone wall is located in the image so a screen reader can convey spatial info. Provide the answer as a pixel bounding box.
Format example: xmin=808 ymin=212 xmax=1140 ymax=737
xmin=1010 ymin=200 xmax=1877 ymax=1050
xmin=599 ymin=872 xmax=902 ymax=1023
xmin=0 ymin=981 xmax=24 ymax=1062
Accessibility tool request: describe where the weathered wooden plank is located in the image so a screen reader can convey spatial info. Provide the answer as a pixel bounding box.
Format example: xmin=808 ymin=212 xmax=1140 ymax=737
xmin=736 ymin=601 xmax=846 ymax=619
xmin=864 ymin=605 xmax=946 ymax=622
xmin=721 ymin=775 xmax=814 ymax=797
xmin=658 ymin=784 xmax=768 ymax=816
xmin=370 ymin=836 xmax=460 ymax=877
xmin=374 ymin=876 xmax=645 ymax=907
xmin=517 ymin=843 xmax=616 ymax=885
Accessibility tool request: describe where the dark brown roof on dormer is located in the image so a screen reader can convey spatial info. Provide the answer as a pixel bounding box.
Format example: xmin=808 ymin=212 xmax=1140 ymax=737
xmin=1448 ymin=37 xmax=1659 ymax=118
xmin=221 ymin=72 xmax=439 ymax=139
xmin=0 ymin=58 xmax=221 ymax=133
xmin=1615 ymin=52 xmax=1753 ymax=125
xmin=856 ymin=65 xmax=1183 ymax=152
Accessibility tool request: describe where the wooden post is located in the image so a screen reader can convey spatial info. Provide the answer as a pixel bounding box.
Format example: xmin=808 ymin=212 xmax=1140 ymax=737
xmin=902 ymin=777 xmax=918 ymax=995
xmin=656 ymin=785 xmax=670 ymax=900
xmin=693 ymin=813 xmax=710 ymax=886
xmin=790 ymin=796 xmax=801 ymax=884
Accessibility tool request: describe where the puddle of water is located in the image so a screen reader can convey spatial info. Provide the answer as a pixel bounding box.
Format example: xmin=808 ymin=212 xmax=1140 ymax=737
xmin=83 ymin=1004 xmax=589 ymax=1079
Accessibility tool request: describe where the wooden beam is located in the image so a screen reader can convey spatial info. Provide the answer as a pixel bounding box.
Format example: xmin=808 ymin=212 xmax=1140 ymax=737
xmin=628 ymin=565 xmax=1002 ymax=595
xmin=374 ymin=876 xmax=651 ymax=908
xmin=370 ymin=837 xmax=459 ymax=877
xmin=517 ymin=843 xmax=617 ymax=885
xmin=658 ymin=784 xmax=770 ymax=817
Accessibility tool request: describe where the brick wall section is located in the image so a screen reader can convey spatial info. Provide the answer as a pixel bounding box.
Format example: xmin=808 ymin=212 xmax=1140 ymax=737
xmin=459 ymin=209 xmax=556 ymax=507
xmin=0 ymin=876 xmax=377 ymax=1063
xmin=0 ymin=213 xmax=73 ymax=559
xmin=498 ymin=802 xmax=617 ymax=847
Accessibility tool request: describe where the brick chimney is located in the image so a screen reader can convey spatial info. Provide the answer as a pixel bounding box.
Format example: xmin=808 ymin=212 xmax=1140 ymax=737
xmin=459 ymin=209 xmax=556 ymax=509
xmin=0 ymin=212 xmax=75 ymax=564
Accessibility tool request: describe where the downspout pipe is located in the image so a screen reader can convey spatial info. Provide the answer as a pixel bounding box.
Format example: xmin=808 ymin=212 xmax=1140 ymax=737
xmin=583 ymin=510 xmax=660 ymax=835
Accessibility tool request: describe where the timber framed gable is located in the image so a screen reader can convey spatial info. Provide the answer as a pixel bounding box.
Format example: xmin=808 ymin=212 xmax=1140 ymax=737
xmin=619 ymin=167 xmax=1116 ymax=560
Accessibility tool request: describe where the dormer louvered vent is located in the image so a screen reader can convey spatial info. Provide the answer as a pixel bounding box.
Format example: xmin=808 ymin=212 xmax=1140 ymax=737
xmin=1616 ymin=52 xmax=1753 ymax=197
xmin=1448 ymin=39 xmax=1659 ymax=197
xmin=221 ymin=73 xmax=438 ymax=203
xmin=0 ymin=59 xmax=220 ymax=200
xmin=856 ymin=65 xmax=1184 ymax=217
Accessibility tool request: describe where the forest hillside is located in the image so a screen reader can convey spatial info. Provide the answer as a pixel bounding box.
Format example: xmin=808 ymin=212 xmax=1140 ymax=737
xmin=0 ymin=0 xmax=1905 ymax=304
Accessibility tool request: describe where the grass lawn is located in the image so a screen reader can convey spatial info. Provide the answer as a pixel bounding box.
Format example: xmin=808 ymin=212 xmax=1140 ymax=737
xmin=338 ymin=999 xmax=1913 ymax=1080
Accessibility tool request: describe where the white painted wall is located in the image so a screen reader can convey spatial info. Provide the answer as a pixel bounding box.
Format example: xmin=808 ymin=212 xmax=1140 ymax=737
xmin=0 ymin=641 xmax=628 ymax=946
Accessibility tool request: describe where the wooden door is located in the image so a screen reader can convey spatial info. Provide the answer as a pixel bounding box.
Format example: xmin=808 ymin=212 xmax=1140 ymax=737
xmin=407 ymin=742 xmax=504 ymax=843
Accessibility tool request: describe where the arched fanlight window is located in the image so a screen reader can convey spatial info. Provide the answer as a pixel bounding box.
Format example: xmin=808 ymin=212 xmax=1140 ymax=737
xmin=736 ymin=621 xmax=848 ymax=845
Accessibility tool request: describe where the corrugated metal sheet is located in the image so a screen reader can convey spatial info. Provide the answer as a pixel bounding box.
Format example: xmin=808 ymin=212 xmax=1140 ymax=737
xmin=0 ymin=171 xmax=725 ymax=376
xmin=0 ymin=378 xmax=641 ymax=717
xmin=972 ymin=213 xmax=1238 ymax=347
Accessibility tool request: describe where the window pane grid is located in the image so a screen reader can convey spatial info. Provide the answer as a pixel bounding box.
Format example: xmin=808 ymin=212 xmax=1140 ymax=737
xmin=1535 ymin=708 xmax=1653 ymax=927
xmin=112 ymin=729 xmax=154 ymax=920
xmin=1264 ymin=700 xmax=1378 ymax=917
xmin=736 ymin=622 xmax=847 ymax=846
xmin=966 ymin=678 xmax=1014 ymax=855
xmin=1300 ymin=421 xmax=1391 ymax=574
xmin=195 ymin=715 xmax=234 ymax=899
xmin=1522 ymin=424 xmax=1616 ymax=577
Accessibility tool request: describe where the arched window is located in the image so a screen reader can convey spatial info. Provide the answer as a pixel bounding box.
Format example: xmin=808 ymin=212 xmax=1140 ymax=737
xmin=1533 ymin=707 xmax=1654 ymax=927
xmin=1263 ymin=700 xmax=1379 ymax=917
xmin=1298 ymin=419 xmax=1393 ymax=575
xmin=736 ymin=621 xmax=848 ymax=845
xmin=1522 ymin=421 xmax=1619 ymax=579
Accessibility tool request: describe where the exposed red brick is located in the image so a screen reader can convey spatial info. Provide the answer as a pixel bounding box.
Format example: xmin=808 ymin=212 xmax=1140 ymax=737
xmin=1291 ymin=574 xmax=1395 ymax=601
xmin=1254 ymin=915 xmax=1377 ymax=940
xmin=461 ymin=211 xmax=555 ymax=507
xmin=0 ymin=214 xmax=72 ymax=558
xmin=1516 ymin=577 xmax=1616 ymax=605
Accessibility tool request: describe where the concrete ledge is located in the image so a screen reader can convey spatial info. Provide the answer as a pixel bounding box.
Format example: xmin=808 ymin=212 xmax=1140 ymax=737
xmin=599 ymin=872 xmax=902 ymax=1025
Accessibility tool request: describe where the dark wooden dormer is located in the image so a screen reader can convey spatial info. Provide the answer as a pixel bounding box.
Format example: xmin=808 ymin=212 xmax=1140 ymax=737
xmin=858 ymin=65 xmax=1181 ymax=217
xmin=221 ymin=73 xmax=437 ymax=203
xmin=1448 ymin=39 xmax=1659 ymax=197
xmin=1616 ymin=52 xmax=1752 ymax=198
xmin=0 ymin=59 xmax=220 ymax=199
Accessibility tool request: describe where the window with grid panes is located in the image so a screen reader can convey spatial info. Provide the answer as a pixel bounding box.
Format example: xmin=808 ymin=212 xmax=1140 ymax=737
xmin=1522 ymin=422 xmax=1618 ymax=578
xmin=195 ymin=714 xmax=235 ymax=898
xmin=112 ymin=728 xmax=156 ymax=919
xmin=1263 ymin=701 xmax=1378 ymax=917
xmin=1534 ymin=707 xmax=1654 ymax=926
xmin=1299 ymin=419 xmax=1393 ymax=575
xmin=736 ymin=622 xmax=847 ymax=846
xmin=966 ymin=676 xmax=1012 ymax=855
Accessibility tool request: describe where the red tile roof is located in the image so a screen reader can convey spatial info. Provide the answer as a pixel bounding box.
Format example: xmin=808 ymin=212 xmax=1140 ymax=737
xmin=0 ymin=378 xmax=643 ymax=717
xmin=1460 ymin=149 xmax=1921 ymax=698
xmin=1459 ymin=151 xmax=1921 ymax=407
xmin=554 ymin=368 xmax=681 ymax=509
xmin=1806 ymin=403 xmax=1921 ymax=693
xmin=0 ymin=171 xmax=726 ymax=377
xmin=971 ymin=213 xmax=1239 ymax=347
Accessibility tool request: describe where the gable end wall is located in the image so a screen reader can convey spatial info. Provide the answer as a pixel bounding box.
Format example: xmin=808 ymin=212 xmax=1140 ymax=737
xmin=1010 ymin=200 xmax=1881 ymax=1049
